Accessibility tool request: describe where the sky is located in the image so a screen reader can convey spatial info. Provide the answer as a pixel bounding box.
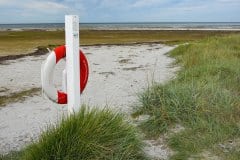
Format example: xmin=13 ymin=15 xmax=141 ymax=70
xmin=0 ymin=0 xmax=239 ymax=23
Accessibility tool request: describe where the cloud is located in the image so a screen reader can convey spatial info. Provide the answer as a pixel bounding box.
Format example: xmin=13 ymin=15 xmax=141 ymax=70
xmin=0 ymin=0 xmax=239 ymax=23
xmin=0 ymin=0 xmax=12 ymax=5
xmin=96 ymin=0 xmax=128 ymax=9
xmin=24 ymin=1 xmax=69 ymax=12
xmin=131 ymin=0 xmax=167 ymax=8
xmin=217 ymin=0 xmax=240 ymax=2
xmin=0 ymin=0 xmax=18 ymax=7
xmin=0 ymin=0 xmax=71 ymax=12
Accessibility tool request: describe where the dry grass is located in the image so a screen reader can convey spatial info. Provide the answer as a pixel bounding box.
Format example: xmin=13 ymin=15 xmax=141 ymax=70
xmin=0 ymin=30 xmax=239 ymax=56
xmin=0 ymin=88 xmax=40 ymax=107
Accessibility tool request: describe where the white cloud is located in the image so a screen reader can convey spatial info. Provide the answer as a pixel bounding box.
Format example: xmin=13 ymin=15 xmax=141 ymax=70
xmin=131 ymin=0 xmax=167 ymax=8
xmin=0 ymin=0 xmax=11 ymax=5
xmin=24 ymin=1 xmax=69 ymax=11
xmin=0 ymin=0 xmax=19 ymax=6
xmin=0 ymin=0 xmax=239 ymax=23
xmin=217 ymin=0 xmax=240 ymax=2
xmin=98 ymin=0 xmax=126 ymax=8
xmin=0 ymin=0 xmax=71 ymax=12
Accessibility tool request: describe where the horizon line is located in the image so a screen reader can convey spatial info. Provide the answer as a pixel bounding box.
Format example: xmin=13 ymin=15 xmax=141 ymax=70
xmin=0 ymin=21 xmax=240 ymax=25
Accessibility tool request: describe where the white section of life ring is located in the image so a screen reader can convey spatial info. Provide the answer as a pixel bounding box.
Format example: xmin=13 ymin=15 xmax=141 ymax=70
xmin=41 ymin=51 xmax=58 ymax=102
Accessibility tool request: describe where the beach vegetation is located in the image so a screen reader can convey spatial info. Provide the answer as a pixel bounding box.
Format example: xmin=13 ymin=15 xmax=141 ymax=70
xmin=133 ymin=34 xmax=240 ymax=159
xmin=20 ymin=106 xmax=146 ymax=160
xmin=0 ymin=30 xmax=238 ymax=56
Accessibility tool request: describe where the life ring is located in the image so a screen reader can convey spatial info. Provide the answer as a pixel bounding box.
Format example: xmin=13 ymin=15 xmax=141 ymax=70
xmin=42 ymin=45 xmax=89 ymax=104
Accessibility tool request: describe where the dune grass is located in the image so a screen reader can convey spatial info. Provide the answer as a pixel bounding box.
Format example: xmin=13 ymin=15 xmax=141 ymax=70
xmin=15 ymin=106 xmax=147 ymax=160
xmin=0 ymin=152 xmax=22 ymax=160
xmin=133 ymin=34 xmax=240 ymax=159
xmin=0 ymin=30 xmax=238 ymax=56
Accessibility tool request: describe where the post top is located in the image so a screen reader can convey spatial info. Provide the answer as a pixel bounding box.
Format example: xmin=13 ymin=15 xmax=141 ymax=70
xmin=65 ymin=15 xmax=79 ymax=18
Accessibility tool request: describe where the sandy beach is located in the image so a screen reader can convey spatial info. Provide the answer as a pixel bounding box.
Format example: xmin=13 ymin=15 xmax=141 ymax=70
xmin=0 ymin=43 xmax=177 ymax=158
xmin=0 ymin=0 xmax=239 ymax=158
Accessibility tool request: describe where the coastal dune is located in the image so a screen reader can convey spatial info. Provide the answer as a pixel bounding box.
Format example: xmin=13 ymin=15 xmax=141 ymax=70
xmin=0 ymin=43 xmax=177 ymax=156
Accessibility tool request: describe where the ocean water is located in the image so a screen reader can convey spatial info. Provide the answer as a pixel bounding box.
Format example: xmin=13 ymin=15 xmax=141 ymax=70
xmin=0 ymin=22 xmax=240 ymax=30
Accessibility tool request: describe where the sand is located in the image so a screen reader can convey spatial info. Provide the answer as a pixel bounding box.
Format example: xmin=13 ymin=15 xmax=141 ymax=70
xmin=0 ymin=43 xmax=177 ymax=159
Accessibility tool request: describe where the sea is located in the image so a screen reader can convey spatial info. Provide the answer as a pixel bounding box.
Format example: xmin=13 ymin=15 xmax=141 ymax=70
xmin=0 ymin=22 xmax=240 ymax=31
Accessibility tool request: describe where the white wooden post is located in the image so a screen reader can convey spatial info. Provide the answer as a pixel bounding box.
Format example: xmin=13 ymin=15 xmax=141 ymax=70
xmin=62 ymin=69 xmax=67 ymax=93
xmin=65 ymin=15 xmax=80 ymax=114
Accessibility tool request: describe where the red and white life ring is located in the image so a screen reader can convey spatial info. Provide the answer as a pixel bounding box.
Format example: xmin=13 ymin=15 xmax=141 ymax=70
xmin=42 ymin=45 xmax=89 ymax=104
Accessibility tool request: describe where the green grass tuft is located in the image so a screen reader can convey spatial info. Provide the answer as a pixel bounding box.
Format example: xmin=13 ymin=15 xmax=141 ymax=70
xmin=133 ymin=34 xmax=240 ymax=159
xmin=0 ymin=151 xmax=22 ymax=160
xmin=21 ymin=106 xmax=146 ymax=160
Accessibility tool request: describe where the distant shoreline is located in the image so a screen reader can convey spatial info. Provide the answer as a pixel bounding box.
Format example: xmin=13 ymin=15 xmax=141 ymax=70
xmin=1 ymin=28 xmax=240 ymax=32
xmin=0 ymin=22 xmax=240 ymax=31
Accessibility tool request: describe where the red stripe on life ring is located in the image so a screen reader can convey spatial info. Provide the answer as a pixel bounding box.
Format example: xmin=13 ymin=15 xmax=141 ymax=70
xmin=80 ymin=50 xmax=89 ymax=93
xmin=54 ymin=45 xmax=66 ymax=63
xmin=57 ymin=91 xmax=67 ymax=104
